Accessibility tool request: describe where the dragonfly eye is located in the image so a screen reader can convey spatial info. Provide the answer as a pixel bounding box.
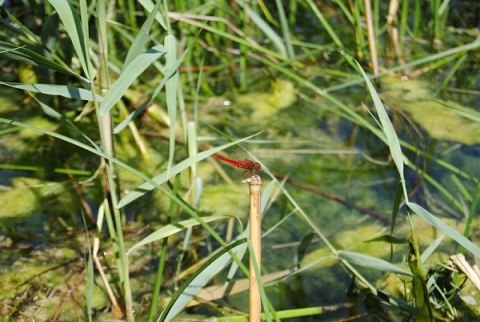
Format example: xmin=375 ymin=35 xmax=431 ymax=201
xmin=255 ymin=163 xmax=262 ymax=170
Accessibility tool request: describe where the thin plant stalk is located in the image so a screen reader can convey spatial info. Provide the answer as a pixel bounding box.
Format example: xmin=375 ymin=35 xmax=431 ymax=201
xmin=364 ymin=0 xmax=379 ymax=75
xmin=373 ymin=0 xmax=379 ymax=33
xmin=96 ymin=0 xmax=133 ymax=318
xmin=243 ymin=175 xmax=262 ymax=321
xmin=412 ymin=0 xmax=421 ymax=34
xmin=399 ymin=0 xmax=409 ymax=51
xmin=240 ymin=4 xmax=249 ymax=91
xmin=305 ymin=0 xmax=344 ymax=48
xmin=353 ymin=0 xmax=366 ymax=59
xmin=431 ymin=0 xmax=440 ymax=40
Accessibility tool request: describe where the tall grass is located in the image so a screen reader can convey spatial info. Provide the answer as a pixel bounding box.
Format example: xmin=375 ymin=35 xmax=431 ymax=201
xmin=0 ymin=0 xmax=479 ymax=321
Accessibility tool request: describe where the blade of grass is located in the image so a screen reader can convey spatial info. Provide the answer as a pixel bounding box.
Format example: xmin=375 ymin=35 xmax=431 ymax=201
xmin=275 ymin=0 xmax=295 ymax=59
xmin=113 ymin=49 xmax=188 ymax=134
xmin=158 ymin=239 xmax=247 ymax=321
xmin=1 ymin=8 xmax=45 ymax=44
xmin=0 ymin=82 xmax=103 ymax=101
xmin=98 ymin=44 xmax=166 ymax=116
xmin=304 ymin=0 xmax=344 ymax=48
xmin=338 ymin=251 xmax=413 ymax=276
xmin=49 ymin=0 xmax=94 ymax=79
xmin=30 ymin=95 xmax=100 ymax=150
xmin=138 ymin=0 xmax=167 ymax=29
xmin=407 ymin=202 xmax=480 ymax=258
xmin=326 ymin=38 xmax=480 ymax=93
xmin=127 ymin=215 xmax=230 ymax=255
xmin=0 ymin=41 xmax=83 ymax=80
xmin=433 ymin=98 xmax=480 ymax=123
xmin=164 ymin=34 xmax=179 ymax=178
xmin=165 ymin=12 xmax=286 ymax=61
xmin=420 ymin=234 xmax=445 ymax=264
xmin=124 ymin=0 xmax=163 ymax=67
xmin=450 ymin=174 xmax=472 ymax=203
xmin=236 ymin=0 xmax=287 ymax=58
xmin=355 ymin=59 xmax=408 ymax=201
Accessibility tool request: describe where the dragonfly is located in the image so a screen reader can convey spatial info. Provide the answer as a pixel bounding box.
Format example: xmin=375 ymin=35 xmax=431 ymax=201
xmin=213 ymin=154 xmax=262 ymax=176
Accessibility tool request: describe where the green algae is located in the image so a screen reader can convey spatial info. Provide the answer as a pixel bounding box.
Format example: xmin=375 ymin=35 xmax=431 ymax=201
xmin=0 ymin=177 xmax=65 ymax=219
xmin=237 ymin=79 xmax=296 ymax=120
xmin=381 ymin=77 xmax=480 ymax=145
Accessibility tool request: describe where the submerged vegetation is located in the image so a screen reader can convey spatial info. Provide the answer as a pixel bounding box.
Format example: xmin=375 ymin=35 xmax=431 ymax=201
xmin=0 ymin=0 xmax=479 ymax=321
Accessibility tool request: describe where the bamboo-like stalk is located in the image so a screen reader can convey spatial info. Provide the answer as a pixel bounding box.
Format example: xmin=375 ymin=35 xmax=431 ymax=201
xmin=450 ymin=254 xmax=480 ymax=291
xmin=242 ymin=175 xmax=262 ymax=322
xmin=386 ymin=0 xmax=406 ymax=66
xmin=364 ymin=0 xmax=379 ymax=76
xmin=95 ymin=0 xmax=133 ymax=319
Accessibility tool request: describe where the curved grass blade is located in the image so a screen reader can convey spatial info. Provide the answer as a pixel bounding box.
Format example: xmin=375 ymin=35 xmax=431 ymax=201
xmin=124 ymin=0 xmax=163 ymax=68
xmin=0 ymin=41 xmax=83 ymax=80
xmin=420 ymin=234 xmax=444 ymax=264
xmin=355 ymin=59 xmax=408 ymax=201
xmin=158 ymin=239 xmax=247 ymax=321
xmin=0 ymin=7 xmax=43 ymax=44
xmin=165 ymin=12 xmax=285 ymax=61
xmin=377 ymin=290 xmax=417 ymax=314
xmin=0 ymin=82 xmax=103 ymax=102
xmin=326 ymin=38 xmax=480 ymax=93
xmin=296 ymin=232 xmax=315 ymax=266
xmin=407 ymin=202 xmax=480 ymax=258
xmin=114 ymin=49 xmax=187 ymax=133
xmin=127 ymin=215 xmax=229 ymax=255
xmin=433 ymin=98 xmax=480 ymax=123
xmin=305 ymin=0 xmax=344 ymax=48
xmin=274 ymin=0 xmax=294 ymax=59
xmin=98 ymin=45 xmax=166 ymax=116
xmin=49 ymin=0 xmax=94 ymax=79
xmin=338 ymin=251 xmax=413 ymax=276
xmin=138 ymin=0 xmax=167 ymax=29
xmin=30 ymin=95 xmax=100 ymax=150
xmin=236 ymin=0 xmax=287 ymax=57
xmin=113 ymin=48 xmax=187 ymax=134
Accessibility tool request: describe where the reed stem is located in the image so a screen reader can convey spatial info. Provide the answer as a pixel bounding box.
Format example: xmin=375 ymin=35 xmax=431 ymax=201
xmin=243 ymin=175 xmax=262 ymax=321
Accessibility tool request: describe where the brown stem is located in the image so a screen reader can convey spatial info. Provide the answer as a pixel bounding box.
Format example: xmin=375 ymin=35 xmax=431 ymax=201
xmin=243 ymin=175 xmax=262 ymax=321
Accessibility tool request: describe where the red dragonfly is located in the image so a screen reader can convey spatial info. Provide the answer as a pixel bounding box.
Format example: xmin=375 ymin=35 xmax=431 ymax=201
xmin=213 ymin=154 xmax=262 ymax=176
